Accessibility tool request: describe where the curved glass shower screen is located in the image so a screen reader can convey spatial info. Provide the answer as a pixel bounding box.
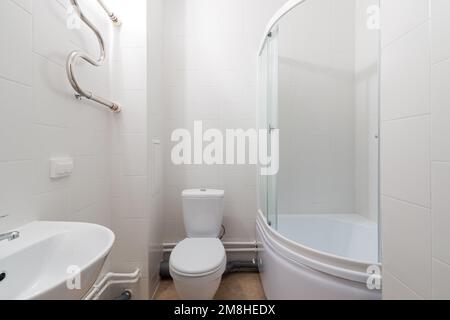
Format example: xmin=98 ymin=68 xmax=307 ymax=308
xmin=258 ymin=0 xmax=380 ymax=262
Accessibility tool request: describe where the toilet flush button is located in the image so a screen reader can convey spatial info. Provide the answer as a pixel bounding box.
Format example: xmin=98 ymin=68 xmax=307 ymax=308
xmin=50 ymin=158 xmax=74 ymax=179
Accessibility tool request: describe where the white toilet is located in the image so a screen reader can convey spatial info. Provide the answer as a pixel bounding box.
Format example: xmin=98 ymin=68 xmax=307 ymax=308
xmin=169 ymin=189 xmax=226 ymax=300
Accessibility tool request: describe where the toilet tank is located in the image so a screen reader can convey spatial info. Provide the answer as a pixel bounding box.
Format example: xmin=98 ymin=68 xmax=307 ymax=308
xmin=182 ymin=189 xmax=225 ymax=238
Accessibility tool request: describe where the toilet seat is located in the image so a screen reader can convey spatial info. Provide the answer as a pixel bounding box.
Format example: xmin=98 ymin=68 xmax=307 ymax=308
xmin=170 ymin=238 xmax=226 ymax=277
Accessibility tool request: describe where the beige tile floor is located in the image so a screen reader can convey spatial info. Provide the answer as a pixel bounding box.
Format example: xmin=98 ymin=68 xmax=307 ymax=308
xmin=155 ymin=272 xmax=266 ymax=300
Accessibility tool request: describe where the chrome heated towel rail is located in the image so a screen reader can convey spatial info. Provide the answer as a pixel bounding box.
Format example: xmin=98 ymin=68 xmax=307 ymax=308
xmin=66 ymin=0 xmax=122 ymax=113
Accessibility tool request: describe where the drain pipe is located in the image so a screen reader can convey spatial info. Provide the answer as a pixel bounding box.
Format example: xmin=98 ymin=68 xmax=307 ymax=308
xmin=162 ymin=242 xmax=258 ymax=253
xmin=114 ymin=290 xmax=132 ymax=300
xmin=225 ymin=260 xmax=259 ymax=274
xmin=84 ymin=269 xmax=141 ymax=300
xmin=160 ymin=259 xmax=259 ymax=279
xmin=161 ymin=241 xmax=259 ymax=279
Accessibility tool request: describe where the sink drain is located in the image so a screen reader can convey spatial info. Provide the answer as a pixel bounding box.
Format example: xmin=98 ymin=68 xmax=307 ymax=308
xmin=0 ymin=272 xmax=6 ymax=282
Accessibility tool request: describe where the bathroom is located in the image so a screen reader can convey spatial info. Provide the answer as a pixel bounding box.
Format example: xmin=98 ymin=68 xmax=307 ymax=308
xmin=0 ymin=0 xmax=449 ymax=305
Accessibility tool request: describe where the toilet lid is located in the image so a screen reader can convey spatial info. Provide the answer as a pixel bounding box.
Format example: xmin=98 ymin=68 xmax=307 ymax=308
xmin=170 ymin=238 xmax=226 ymax=276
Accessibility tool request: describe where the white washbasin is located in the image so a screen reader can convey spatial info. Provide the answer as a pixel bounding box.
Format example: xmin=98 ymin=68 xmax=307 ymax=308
xmin=0 ymin=221 xmax=115 ymax=300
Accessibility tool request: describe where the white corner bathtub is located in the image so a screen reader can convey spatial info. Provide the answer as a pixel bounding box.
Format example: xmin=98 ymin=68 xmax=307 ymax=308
xmin=256 ymin=211 xmax=381 ymax=300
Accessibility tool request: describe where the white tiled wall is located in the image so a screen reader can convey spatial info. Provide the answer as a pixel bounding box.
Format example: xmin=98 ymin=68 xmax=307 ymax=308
xmin=381 ymin=0 xmax=450 ymax=299
xmin=147 ymin=0 xmax=165 ymax=298
xmin=0 ymin=0 xmax=113 ymax=232
xmin=108 ymin=0 xmax=164 ymax=299
xmin=0 ymin=0 xmax=163 ymax=300
xmin=161 ymin=0 xmax=287 ymax=244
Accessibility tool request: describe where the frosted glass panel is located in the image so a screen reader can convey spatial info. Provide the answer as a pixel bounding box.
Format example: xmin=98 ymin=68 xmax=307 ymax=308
xmin=257 ymin=0 xmax=380 ymax=262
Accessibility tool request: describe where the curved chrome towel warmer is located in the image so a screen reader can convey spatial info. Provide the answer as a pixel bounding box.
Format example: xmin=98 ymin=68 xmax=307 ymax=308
xmin=66 ymin=0 xmax=122 ymax=113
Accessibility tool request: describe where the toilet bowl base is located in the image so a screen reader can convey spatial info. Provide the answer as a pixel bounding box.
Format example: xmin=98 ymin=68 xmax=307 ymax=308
xmin=172 ymin=274 xmax=223 ymax=300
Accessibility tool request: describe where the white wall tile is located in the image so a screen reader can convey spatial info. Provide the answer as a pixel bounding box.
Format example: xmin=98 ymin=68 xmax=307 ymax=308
xmin=162 ymin=217 xmax=185 ymax=243
xmin=111 ymin=155 xmax=123 ymax=197
xmin=0 ymin=0 xmax=32 ymax=85
xmin=121 ymin=134 xmax=147 ymax=176
xmin=0 ymin=161 xmax=34 ymax=232
xmin=33 ymin=188 xmax=69 ymax=221
xmin=222 ymin=216 xmax=256 ymax=242
xmin=113 ymin=48 xmax=147 ymax=91
xmin=32 ymin=0 xmax=72 ymax=67
xmin=0 ymin=78 xmax=32 ymax=162
xmin=381 ymin=23 xmax=430 ymax=121
xmin=114 ymin=176 xmax=148 ymax=219
xmin=432 ymin=259 xmax=450 ymax=299
xmin=32 ymin=54 xmax=75 ymax=128
xmin=380 ymin=0 xmax=450 ymax=300
xmin=70 ymin=198 xmax=109 ymax=226
xmin=112 ymin=218 xmax=149 ymax=261
xmin=114 ymin=90 xmax=147 ymax=134
xmin=381 ymin=116 xmax=430 ymax=207
xmin=381 ymin=196 xmax=431 ymax=298
xmin=108 ymin=0 xmax=158 ymax=299
xmin=11 ymin=0 xmax=32 ymax=13
xmin=32 ymin=125 xmax=74 ymax=194
xmin=432 ymin=59 xmax=450 ymax=161
xmin=150 ymin=140 xmax=163 ymax=197
xmin=381 ymin=0 xmax=429 ymax=47
xmin=431 ymin=162 xmax=450 ymax=265
xmin=383 ymin=270 xmax=424 ymax=300
xmin=431 ymin=0 xmax=450 ymax=63
xmin=68 ymin=156 xmax=97 ymax=213
xmin=109 ymin=0 xmax=147 ymax=47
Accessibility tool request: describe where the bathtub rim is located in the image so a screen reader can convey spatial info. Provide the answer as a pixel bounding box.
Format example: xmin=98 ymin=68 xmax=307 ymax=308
xmin=256 ymin=210 xmax=381 ymax=284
